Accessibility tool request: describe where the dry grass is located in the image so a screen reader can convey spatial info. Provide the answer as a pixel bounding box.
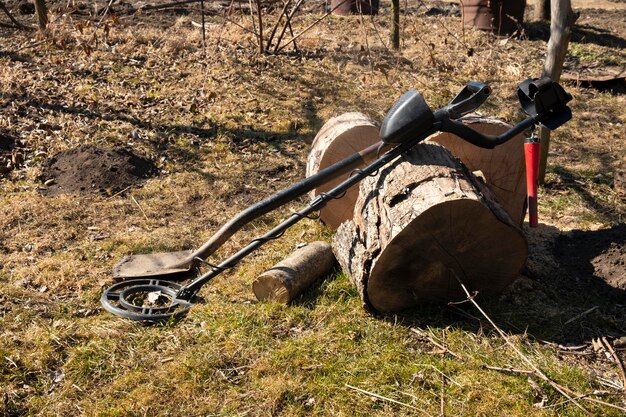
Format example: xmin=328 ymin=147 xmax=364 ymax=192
xmin=1 ymin=1 xmax=626 ymax=416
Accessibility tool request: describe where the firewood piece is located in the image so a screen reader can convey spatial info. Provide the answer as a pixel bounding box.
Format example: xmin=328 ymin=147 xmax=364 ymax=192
xmin=428 ymin=118 xmax=528 ymax=225
xmin=253 ymin=241 xmax=336 ymax=303
xmin=306 ymin=112 xmax=380 ymax=229
xmin=333 ymin=143 xmax=527 ymax=313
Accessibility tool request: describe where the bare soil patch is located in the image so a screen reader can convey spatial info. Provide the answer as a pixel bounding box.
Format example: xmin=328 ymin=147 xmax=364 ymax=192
xmin=39 ymin=145 xmax=157 ymax=196
xmin=555 ymin=224 xmax=626 ymax=292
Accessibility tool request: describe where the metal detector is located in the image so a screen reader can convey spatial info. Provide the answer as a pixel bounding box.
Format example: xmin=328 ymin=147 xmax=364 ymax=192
xmin=101 ymin=77 xmax=572 ymax=322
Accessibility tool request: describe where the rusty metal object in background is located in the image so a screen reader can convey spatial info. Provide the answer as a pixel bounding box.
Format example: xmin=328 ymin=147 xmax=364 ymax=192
xmin=462 ymin=0 xmax=526 ymax=35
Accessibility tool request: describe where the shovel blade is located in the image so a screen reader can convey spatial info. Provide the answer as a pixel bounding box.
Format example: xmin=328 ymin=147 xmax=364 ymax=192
xmin=112 ymin=250 xmax=195 ymax=279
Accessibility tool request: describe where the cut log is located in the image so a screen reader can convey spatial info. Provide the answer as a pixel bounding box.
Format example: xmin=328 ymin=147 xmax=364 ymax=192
xmin=306 ymin=112 xmax=380 ymax=229
xmin=428 ymin=118 xmax=528 ymax=225
xmin=252 ymin=241 xmax=336 ymax=303
xmin=333 ymin=143 xmax=527 ymax=313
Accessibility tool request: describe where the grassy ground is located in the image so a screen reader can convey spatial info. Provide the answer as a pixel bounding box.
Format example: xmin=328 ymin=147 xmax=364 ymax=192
xmin=1 ymin=1 xmax=626 ymax=416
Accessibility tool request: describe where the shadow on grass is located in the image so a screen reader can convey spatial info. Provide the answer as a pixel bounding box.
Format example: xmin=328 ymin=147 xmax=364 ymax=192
xmin=392 ymin=223 xmax=626 ymax=345
xmin=545 ymin=165 xmax=621 ymax=223
xmin=0 ymin=91 xmax=311 ymax=167
xmin=524 ymin=20 xmax=626 ymax=49
xmin=293 ymin=224 xmax=625 ymax=345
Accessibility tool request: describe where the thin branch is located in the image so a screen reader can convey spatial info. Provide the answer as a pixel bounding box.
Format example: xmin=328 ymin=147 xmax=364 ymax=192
xmin=200 ymin=0 xmax=206 ymax=50
xmin=452 ymin=273 xmax=592 ymax=416
xmin=345 ymin=384 xmax=427 ymax=413
xmin=601 ymin=337 xmax=626 ymax=391
xmin=130 ymin=195 xmax=149 ymax=220
xmin=275 ymin=0 xmax=350 ymax=53
xmin=272 ymin=0 xmax=304 ymax=53
xmin=410 ymin=328 xmax=465 ymax=361
xmin=416 ymin=364 xmax=462 ymax=388
xmin=0 ymin=1 xmax=31 ymax=30
xmin=140 ymin=0 xmax=201 ymax=11
xmin=247 ymin=0 xmax=259 ymax=50
xmin=563 ymin=306 xmax=599 ymax=326
xmin=254 ymin=0 xmax=263 ymax=53
xmin=483 ymin=365 xmax=535 ymax=375
xmin=216 ymin=0 xmax=236 ymax=47
xmin=266 ymin=0 xmax=292 ymax=50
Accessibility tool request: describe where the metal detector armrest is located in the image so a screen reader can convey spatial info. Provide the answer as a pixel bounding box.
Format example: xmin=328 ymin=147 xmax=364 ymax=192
xmin=380 ymin=81 xmax=492 ymax=145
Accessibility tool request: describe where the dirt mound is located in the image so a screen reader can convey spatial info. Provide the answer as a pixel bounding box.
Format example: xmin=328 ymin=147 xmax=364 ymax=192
xmin=555 ymin=225 xmax=626 ymax=291
xmin=40 ymin=145 xmax=157 ymax=196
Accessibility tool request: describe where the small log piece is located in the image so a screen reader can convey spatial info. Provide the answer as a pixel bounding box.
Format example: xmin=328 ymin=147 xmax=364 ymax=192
xmin=306 ymin=112 xmax=380 ymax=229
xmin=428 ymin=118 xmax=527 ymax=225
xmin=333 ymin=143 xmax=527 ymax=313
xmin=253 ymin=241 xmax=336 ymax=303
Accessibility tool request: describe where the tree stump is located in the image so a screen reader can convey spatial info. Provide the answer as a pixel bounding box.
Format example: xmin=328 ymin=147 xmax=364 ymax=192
xmin=306 ymin=112 xmax=380 ymax=229
xmin=428 ymin=118 xmax=528 ymax=225
xmin=333 ymin=143 xmax=527 ymax=313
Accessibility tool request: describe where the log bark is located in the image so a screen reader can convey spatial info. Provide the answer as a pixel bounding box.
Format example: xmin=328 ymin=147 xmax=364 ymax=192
xmin=306 ymin=112 xmax=380 ymax=229
xmin=428 ymin=118 xmax=528 ymax=225
xmin=333 ymin=143 xmax=527 ymax=313
xmin=252 ymin=241 xmax=336 ymax=303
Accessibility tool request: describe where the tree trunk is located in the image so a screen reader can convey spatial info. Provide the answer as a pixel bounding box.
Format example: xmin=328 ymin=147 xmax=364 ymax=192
xmin=534 ymin=0 xmax=550 ymax=21
xmin=306 ymin=112 xmax=380 ymax=229
xmin=391 ymin=0 xmax=399 ymax=49
xmin=333 ymin=143 xmax=527 ymax=313
xmin=538 ymin=0 xmax=576 ymax=183
xmin=33 ymin=0 xmax=47 ymax=30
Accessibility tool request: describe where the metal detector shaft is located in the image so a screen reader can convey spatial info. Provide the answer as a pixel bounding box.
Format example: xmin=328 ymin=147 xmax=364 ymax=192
xmin=191 ymin=142 xmax=381 ymax=261
xmin=176 ymin=124 xmax=442 ymax=300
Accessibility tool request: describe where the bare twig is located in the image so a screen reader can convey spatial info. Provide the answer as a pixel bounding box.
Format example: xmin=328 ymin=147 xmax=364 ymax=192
xmin=410 ymin=328 xmax=465 ymax=361
xmin=216 ymin=0 xmax=236 ymax=47
xmin=272 ymin=0 xmax=304 ymax=53
xmin=106 ymin=185 xmax=130 ymax=199
xmin=247 ymin=0 xmax=258 ymax=49
xmin=200 ymin=0 xmax=206 ymax=50
xmin=12 ymin=40 xmax=46 ymax=53
xmin=216 ymin=10 xmax=258 ymax=37
xmin=416 ymin=364 xmax=462 ymax=388
xmin=483 ymin=365 xmax=535 ymax=375
xmin=140 ymin=0 xmax=201 ymax=11
xmin=563 ymin=306 xmax=599 ymax=326
xmin=452 ymin=273 xmax=592 ymax=416
xmin=81 ymin=0 xmax=114 ymax=52
xmin=417 ymin=0 xmax=469 ymax=50
xmin=266 ymin=0 xmax=292 ymax=50
xmin=0 ymin=1 xmax=31 ymax=30
xmin=345 ymin=384 xmax=427 ymax=413
xmin=574 ymin=396 xmax=626 ymax=413
xmin=439 ymin=369 xmax=445 ymax=417
xmin=275 ymin=0 xmax=350 ymax=53
xmin=601 ymin=337 xmax=626 ymax=391
xmin=130 ymin=195 xmax=149 ymax=220
xmin=254 ymin=0 xmax=263 ymax=53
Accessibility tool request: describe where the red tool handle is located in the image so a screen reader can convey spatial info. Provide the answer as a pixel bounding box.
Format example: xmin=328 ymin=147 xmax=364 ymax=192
xmin=524 ymin=138 xmax=540 ymax=227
